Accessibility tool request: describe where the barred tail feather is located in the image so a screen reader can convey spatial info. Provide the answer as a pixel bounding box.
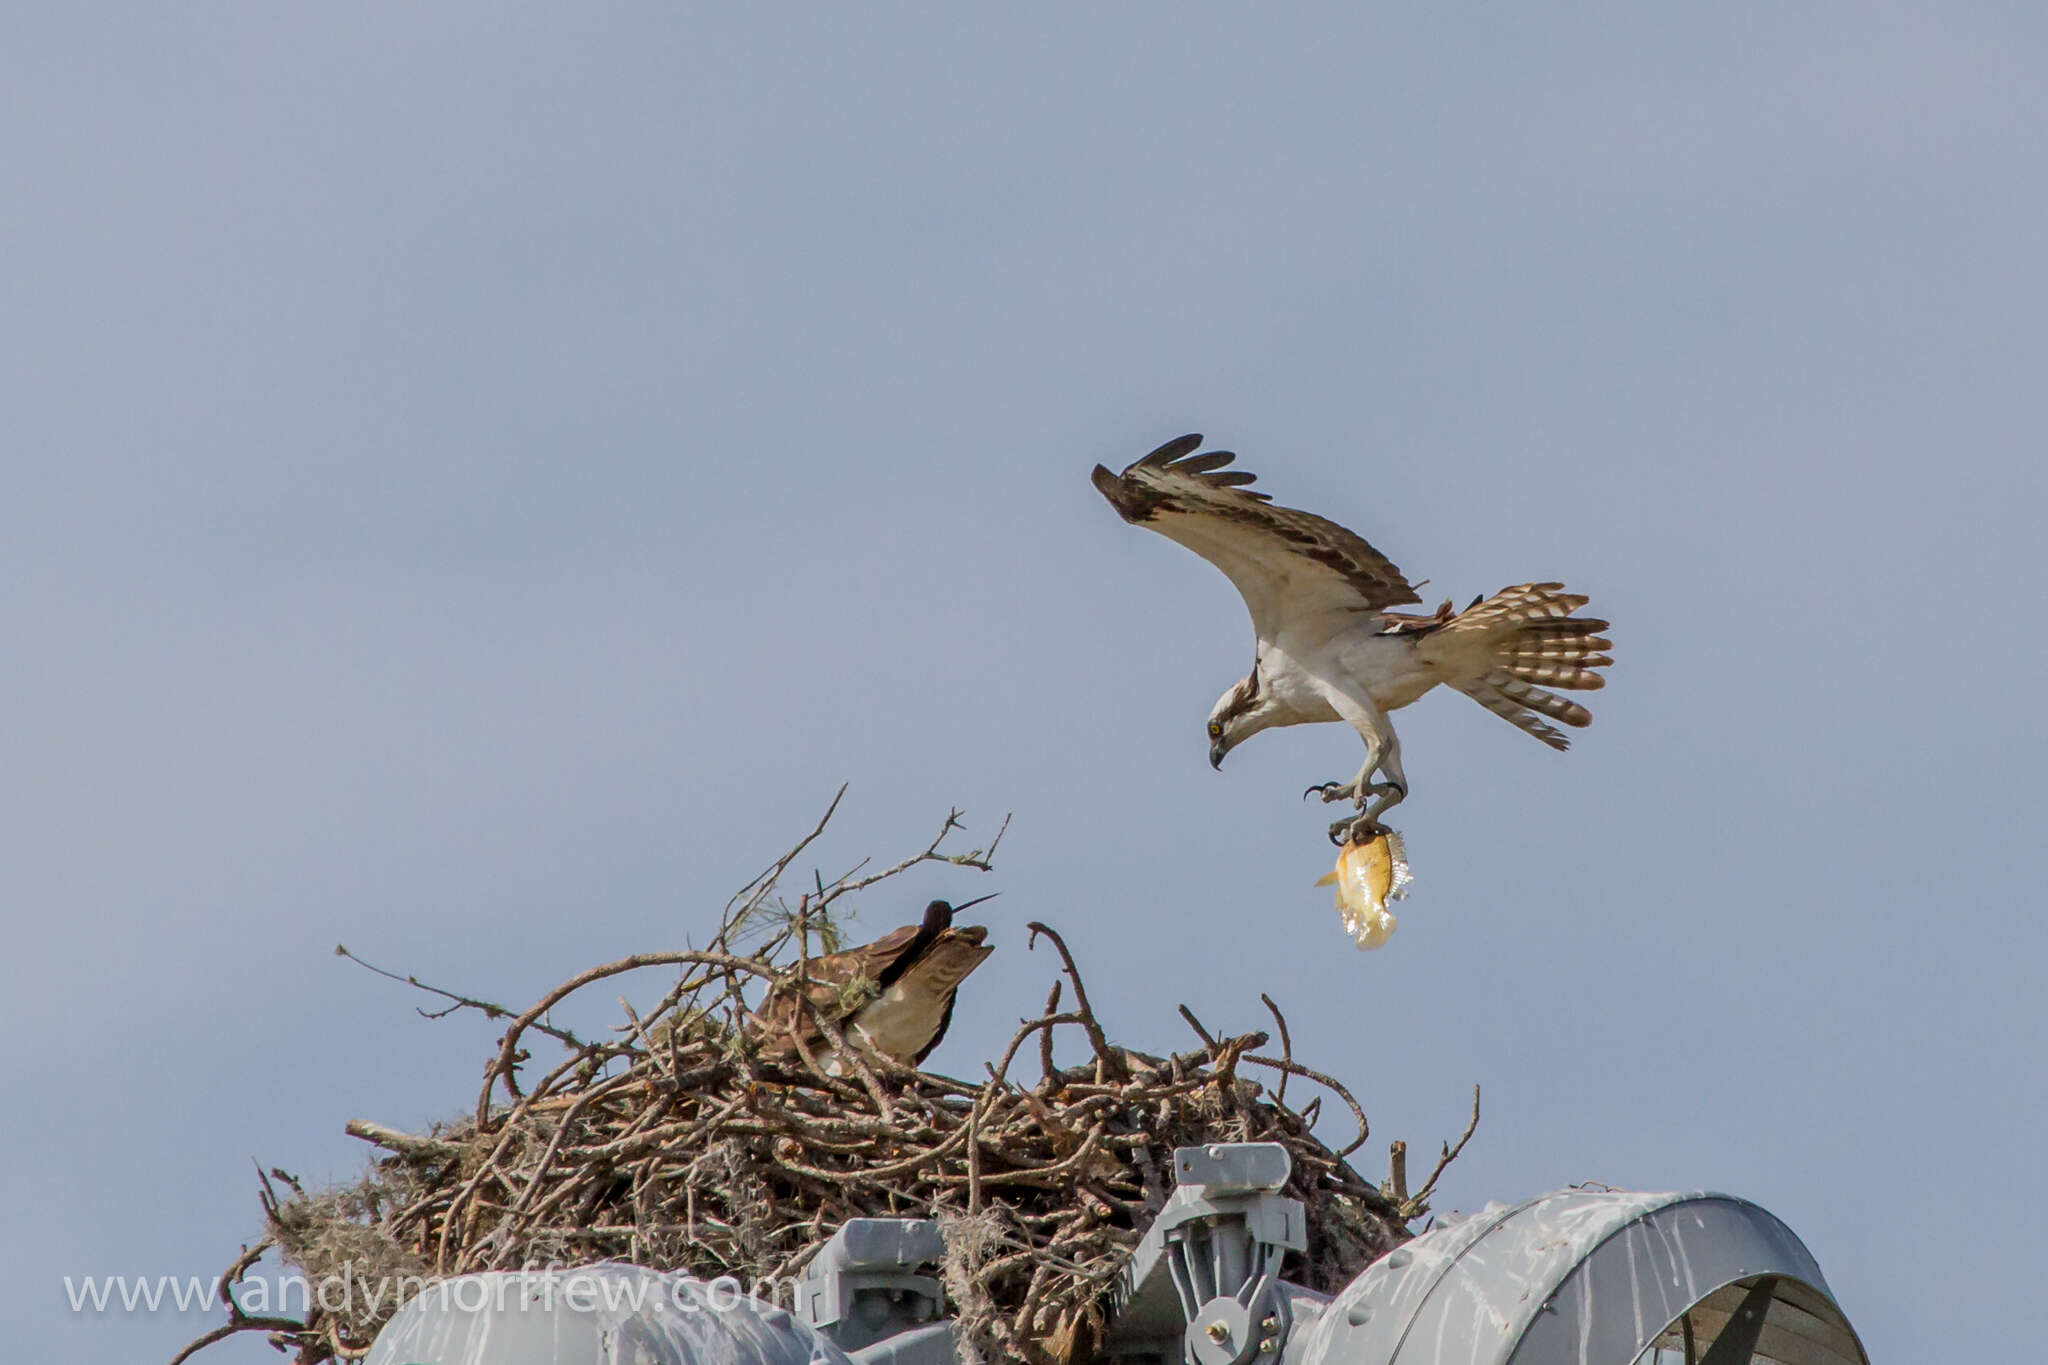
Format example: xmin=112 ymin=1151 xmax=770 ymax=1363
xmin=1490 ymin=672 xmax=1593 ymax=726
xmin=1495 ymin=620 xmax=1612 ymax=691
xmin=1453 ymin=671 xmax=1582 ymax=750
xmin=1432 ymin=581 xmax=1612 ymax=749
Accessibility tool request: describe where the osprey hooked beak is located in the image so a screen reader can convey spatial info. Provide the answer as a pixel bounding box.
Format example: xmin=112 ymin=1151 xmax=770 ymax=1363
xmin=1209 ymin=735 xmax=1228 ymax=770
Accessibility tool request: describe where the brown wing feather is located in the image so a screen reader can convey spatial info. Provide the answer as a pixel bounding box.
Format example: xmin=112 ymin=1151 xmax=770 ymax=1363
xmin=749 ymin=922 xmax=926 ymax=1055
xmin=1092 ymin=435 xmax=1420 ymax=639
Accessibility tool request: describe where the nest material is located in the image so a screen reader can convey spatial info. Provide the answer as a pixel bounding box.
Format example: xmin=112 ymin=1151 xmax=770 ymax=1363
xmin=174 ymin=796 xmax=1474 ymax=1365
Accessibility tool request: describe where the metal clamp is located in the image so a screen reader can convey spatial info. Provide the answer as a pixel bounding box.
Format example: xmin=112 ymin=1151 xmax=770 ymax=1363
xmin=1104 ymin=1143 xmax=1318 ymax=1365
xmin=794 ymin=1218 xmax=949 ymax=1357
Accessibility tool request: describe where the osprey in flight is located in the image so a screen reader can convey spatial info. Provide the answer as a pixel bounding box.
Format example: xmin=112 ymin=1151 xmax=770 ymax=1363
xmin=1093 ymin=435 xmax=1612 ymax=842
xmin=751 ymin=896 xmax=996 ymax=1069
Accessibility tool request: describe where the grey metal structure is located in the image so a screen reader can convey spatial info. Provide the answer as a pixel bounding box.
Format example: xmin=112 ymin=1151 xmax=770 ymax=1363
xmin=1294 ymin=1187 xmax=1867 ymax=1365
xmin=794 ymin=1218 xmax=955 ymax=1365
xmin=1101 ymin=1143 xmax=1327 ymax=1365
xmin=360 ymin=1261 xmax=854 ymax=1365
xmin=364 ymin=1147 xmax=1868 ymax=1365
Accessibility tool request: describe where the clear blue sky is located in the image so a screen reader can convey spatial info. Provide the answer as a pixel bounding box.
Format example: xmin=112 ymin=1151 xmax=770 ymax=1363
xmin=7 ymin=6 xmax=2042 ymax=1361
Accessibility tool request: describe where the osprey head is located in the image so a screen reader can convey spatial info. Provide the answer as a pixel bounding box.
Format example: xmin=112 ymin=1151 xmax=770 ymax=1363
xmin=919 ymin=893 xmax=999 ymax=933
xmin=1206 ymin=665 xmax=1278 ymax=769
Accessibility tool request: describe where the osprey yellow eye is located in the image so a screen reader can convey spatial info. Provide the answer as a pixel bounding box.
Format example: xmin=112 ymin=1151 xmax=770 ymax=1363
xmin=1207 ymin=722 xmax=1223 ymax=739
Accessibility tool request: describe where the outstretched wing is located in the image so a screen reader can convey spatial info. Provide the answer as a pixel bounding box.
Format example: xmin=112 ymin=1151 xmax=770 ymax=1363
xmin=1092 ymin=434 xmax=1421 ymax=641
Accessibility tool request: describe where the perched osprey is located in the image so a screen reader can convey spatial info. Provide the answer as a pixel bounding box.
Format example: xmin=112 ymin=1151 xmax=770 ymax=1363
xmin=750 ymin=897 xmax=996 ymax=1069
xmin=1093 ymin=435 xmax=1612 ymax=841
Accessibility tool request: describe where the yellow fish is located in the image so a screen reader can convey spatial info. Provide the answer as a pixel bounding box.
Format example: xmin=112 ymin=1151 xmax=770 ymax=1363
xmin=1314 ymin=828 xmax=1413 ymax=950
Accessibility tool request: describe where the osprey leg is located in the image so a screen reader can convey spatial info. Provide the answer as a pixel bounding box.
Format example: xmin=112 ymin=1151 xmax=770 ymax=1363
xmin=1307 ymin=702 xmax=1406 ymax=806
xmin=1309 ymin=699 xmax=1409 ymax=840
xmin=1362 ymin=742 xmax=1409 ymax=823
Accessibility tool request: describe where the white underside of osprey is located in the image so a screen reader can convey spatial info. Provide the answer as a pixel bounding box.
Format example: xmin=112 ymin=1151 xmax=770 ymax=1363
xmin=1257 ymin=629 xmax=1450 ymax=827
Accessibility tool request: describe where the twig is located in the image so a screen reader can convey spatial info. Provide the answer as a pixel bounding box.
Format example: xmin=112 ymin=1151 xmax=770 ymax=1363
xmin=334 ymin=945 xmax=590 ymax=1051
xmin=821 ymin=808 xmax=1011 ymax=905
xmin=1028 ymin=923 xmax=1126 ymax=1081
xmin=1242 ymin=1053 xmax=1372 ymax=1157
xmin=1401 ymin=1084 xmax=1480 ymax=1218
xmin=1176 ymin=1004 xmax=1218 ymax=1051
xmin=1259 ymin=994 xmax=1294 ymax=1108
xmin=343 ymin=1119 xmax=462 ymax=1162
xmin=968 ymin=1102 xmax=984 ymax=1214
xmin=1036 ymin=982 xmax=1063 ymax=1093
xmin=721 ymin=785 xmax=849 ymax=931
xmin=166 ymin=1241 xmax=304 ymax=1365
xmin=475 ymin=950 xmax=776 ymax=1124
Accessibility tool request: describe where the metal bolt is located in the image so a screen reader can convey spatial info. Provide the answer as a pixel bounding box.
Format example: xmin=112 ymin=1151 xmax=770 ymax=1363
xmin=1259 ymin=1340 xmax=1277 ymax=1355
xmin=1206 ymin=1321 xmax=1230 ymax=1343
xmin=1261 ymin=1315 xmax=1278 ymax=1331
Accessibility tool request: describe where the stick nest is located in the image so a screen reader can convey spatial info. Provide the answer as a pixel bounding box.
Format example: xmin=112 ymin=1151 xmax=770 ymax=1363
xmin=176 ymin=792 xmax=1476 ymax=1365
